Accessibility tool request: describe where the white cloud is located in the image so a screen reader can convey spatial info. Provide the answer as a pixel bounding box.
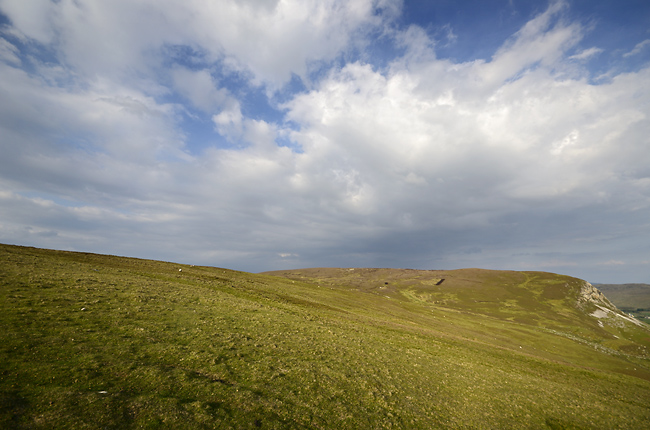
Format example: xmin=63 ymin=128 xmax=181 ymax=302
xmin=623 ymin=39 xmax=650 ymax=58
xmin=0 ymin=38 xmax=20 ymax=64
xmin=0 ymin=0 xmax=57 ymax=43
xmin=283 ymin=43 xmax=649 ymax=222
xmin=601 ymin=260 xmax=626 ymax=266
xmin=171 ymin=67 xmax=235 ymax=113
xmin=569 ymin=47 xmax=603 ymax=61
xmin=0 ymin=59 xmax=191 ymax=207
xmin=213 ymin=106 xmax=245 ymax=142
xmin=0 ymin=0 xmax=399 ymax=89
xmin=478 ymin=1 xmax=581 ymax=87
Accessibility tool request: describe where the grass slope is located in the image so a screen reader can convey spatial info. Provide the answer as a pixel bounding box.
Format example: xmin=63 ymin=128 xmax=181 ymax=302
xmin=2 ymin=244 xmax=650 ymax=429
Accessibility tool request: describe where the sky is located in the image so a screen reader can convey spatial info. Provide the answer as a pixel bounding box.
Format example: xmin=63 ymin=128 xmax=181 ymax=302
xmin=0 ymin=0 xmax=649 ymax=283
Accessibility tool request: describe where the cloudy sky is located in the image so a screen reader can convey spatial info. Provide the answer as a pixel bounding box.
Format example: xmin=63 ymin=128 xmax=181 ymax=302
xmin=1 ymin=0 xmax=649 ymax=283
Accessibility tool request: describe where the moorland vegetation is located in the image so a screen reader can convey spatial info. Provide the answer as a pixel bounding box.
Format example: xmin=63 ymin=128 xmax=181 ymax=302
xmin=1 ymin=244 xmax=650 ymax=429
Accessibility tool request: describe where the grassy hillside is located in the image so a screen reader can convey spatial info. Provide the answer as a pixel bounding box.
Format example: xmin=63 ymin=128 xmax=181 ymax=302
xmin=2 ymin=244 xmax=650 ymax=429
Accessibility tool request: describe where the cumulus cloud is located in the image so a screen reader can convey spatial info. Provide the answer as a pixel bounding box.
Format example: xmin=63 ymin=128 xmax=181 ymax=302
xmin=0 ymin=0 xmax=399 ymax=88
xmin=171 ymin=67 xmax=235 ymax=113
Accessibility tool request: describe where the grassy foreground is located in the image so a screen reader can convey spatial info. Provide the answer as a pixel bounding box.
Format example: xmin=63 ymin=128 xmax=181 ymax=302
xmin=1 ymin=244 xmax=650 ymax=429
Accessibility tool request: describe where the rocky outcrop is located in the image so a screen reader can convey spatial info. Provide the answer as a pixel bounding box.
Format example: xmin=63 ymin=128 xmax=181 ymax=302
xmin=578 ymin=282 xmax=616 ymax=309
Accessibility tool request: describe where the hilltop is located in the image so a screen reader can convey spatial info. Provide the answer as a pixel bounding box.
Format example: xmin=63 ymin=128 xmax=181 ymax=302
xmin=2 ymin=244 xmax=650 ymax=429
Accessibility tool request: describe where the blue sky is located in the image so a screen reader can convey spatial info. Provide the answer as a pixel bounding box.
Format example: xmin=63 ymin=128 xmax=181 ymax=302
xmin=1 ymin=0 xmax=649 ymax=283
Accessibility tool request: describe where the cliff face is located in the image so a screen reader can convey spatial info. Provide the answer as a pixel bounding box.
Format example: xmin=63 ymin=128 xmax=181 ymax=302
xmin=578 ymin=282 xmax=616 ymax=309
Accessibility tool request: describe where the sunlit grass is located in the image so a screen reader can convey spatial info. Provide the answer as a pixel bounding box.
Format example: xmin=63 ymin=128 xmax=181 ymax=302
xmin=2 ymin=244 xmax=650 ymax=428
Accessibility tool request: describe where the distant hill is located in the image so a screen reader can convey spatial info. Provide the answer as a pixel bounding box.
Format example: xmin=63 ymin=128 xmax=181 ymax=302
xmin=2 ymin=244 xmax=650 ymax=429
xmin=593 ymin=283 xmax=650 ymax=309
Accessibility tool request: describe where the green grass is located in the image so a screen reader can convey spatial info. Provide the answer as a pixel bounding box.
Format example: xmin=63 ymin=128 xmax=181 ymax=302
xmin=2 ymin=244 xmax=650 ymax=429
